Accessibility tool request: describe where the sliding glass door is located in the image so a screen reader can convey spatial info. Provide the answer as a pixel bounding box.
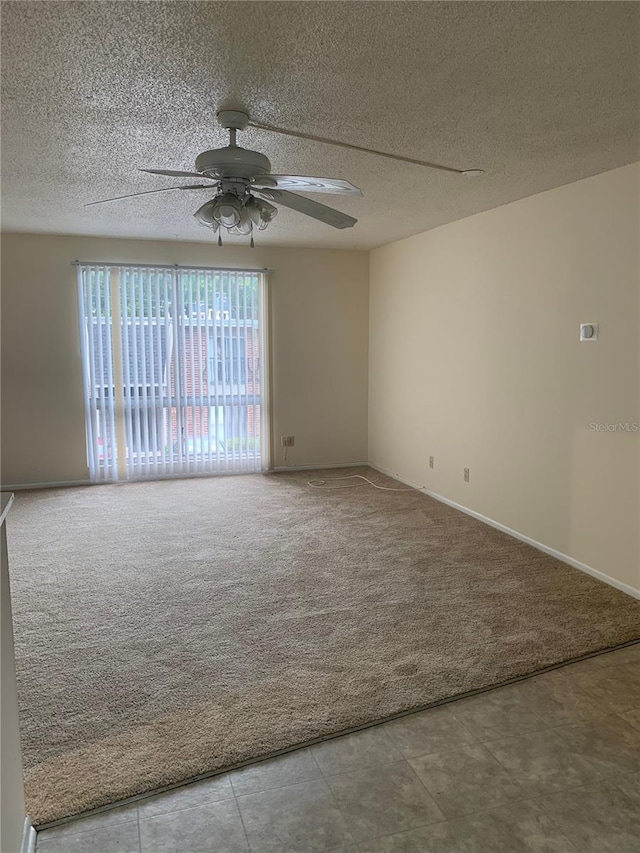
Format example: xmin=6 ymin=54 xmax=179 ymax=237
xmin=77 ymin=264 xmax=268 ymax=482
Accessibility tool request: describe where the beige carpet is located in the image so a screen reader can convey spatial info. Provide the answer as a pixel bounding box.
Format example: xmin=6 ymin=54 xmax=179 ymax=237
xmin=7 ymin=467 xmax=640 ymax=826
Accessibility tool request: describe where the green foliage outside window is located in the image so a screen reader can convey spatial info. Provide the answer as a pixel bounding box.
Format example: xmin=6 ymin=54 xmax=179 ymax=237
xmin=86 ymin=270 xmax=260 ymax=320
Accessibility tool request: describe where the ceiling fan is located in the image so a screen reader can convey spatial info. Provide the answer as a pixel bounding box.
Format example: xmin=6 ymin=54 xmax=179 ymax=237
xmin=86 ymin=108 xmax=484 ymax=246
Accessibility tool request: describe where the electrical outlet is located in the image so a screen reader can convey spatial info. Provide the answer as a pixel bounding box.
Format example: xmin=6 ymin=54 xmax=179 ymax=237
xmin=429 ymin=456 xmax=434 ymax=469
xmin=464 ymin=467 xmax=470 ymax=482
xmin=281 ymin=435 xmax=295 ymax=448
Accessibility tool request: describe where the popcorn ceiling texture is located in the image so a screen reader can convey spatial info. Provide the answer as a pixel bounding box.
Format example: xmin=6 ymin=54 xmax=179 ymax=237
xmin=8 ymin=468 xmax=640 ymax=825
xmin=1 ymin=1 xmax=638 ymax=249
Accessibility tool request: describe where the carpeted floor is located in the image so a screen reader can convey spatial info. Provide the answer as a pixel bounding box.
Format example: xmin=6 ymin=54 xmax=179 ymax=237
xmin=7 ymin=467 xmax=640 ymax=826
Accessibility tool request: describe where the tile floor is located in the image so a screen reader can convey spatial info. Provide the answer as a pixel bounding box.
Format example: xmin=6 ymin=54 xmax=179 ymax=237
xmin=35 ymin=643 xmax=640 ymax=852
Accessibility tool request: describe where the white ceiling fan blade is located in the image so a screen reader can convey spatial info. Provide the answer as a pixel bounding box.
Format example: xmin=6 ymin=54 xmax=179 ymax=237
xmin=140 ymin=168 xmax=214 ymax=179
xmin=248 ymin=119 xmax=471 ymax=175
xmin=252 ymin=176 xmax=362 ymax=196
xmin=85 ymin=184 xmax=214 ymax=206
xmin=254 ymin=189 xmax=357 ymax=229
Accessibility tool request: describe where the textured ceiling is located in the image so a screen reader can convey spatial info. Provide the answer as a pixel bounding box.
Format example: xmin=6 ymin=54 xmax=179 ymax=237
xmin=1 ymin=1 xmax=639 ymax=250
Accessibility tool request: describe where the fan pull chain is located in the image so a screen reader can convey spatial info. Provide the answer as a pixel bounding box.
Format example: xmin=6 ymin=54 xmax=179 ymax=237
xmin=217 ymin=232 xmax=222 ymax=247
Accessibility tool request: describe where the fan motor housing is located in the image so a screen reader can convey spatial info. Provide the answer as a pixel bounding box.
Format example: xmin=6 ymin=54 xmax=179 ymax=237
xmin=195 ymin=147 xmax=271 ymax=180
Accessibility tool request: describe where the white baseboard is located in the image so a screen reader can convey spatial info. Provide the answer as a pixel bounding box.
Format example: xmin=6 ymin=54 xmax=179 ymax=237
xmin=7 ymin=463 xmax=637 ymax=599
xmin=271 ymin=461 xmax=369 ymax=473
xmin=21 ymin=818 xmax=36 ymax=853
xmin=4 ymin=465 xmax=369 ymax=487
xmin=369 ymin=462 xmax=640 ymax=601
xmin=2 ymin=479 xmax=90 ymax=491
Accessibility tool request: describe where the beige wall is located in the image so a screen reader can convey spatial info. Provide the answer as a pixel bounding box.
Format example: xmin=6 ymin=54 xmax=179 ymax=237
xmin=369 ymin=163 xmax=640 ymax=593
xmin=2 ymin=167 xmax=638 ymax=592
xmin=1 ymin=235 xmax=369 ymax=486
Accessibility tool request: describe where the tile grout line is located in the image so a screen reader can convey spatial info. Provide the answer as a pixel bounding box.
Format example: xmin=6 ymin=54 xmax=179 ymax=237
xmin=304 ymin=742 xmax=365 ymax=845
xmin=310 ymin=728 xmax=401 ymax=777
xmin=232 ymin=769 xmax=358 ymax=852
xmin=525 ymin=783 xmax=592 ymax=853
xmin=523 ymin=800 xmax=581 ymax=853
xmin=314 ymin=756 xmax=409 ymax=784
xmin=34 ymin=812 xmax=139 ymax=844
xmin=326 ymin=754 xmax=449 ymax=844
xmin=313 ymin=758 xmax=360 ymax=849
xmin=136 ymin=806 xmax=142 ymax=853
xmin=403 ymin=754 xmax=446 ymax=800
xmin=230 ymin=785 xmax=254 ymax=852
xmin=405 ymin=756 xmax=592 ymax=833
xmin=137 ymin=797 xmax=236 ymax=821
xmin=479 ymin=722 xmax=609 ymax=785
xmin=400 ymin=724 xmax=621 ymax=829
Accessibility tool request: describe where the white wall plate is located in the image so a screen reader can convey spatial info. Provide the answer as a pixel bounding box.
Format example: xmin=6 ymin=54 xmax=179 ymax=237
xmin=579 ymin=323 xmax=598 ymax=341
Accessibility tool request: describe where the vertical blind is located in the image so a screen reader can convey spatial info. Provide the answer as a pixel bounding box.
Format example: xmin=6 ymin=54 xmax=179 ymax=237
xmin=77 ymin=264 xmax=268 ymax=483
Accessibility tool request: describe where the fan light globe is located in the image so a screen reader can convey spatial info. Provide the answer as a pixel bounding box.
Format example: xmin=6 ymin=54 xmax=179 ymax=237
xmin=231 ymin=207 xmax=253 ymax=236
xmin=193 ymin=199 xmax=217 ymax=226
xmin=213 ymin=193 xmax=242 ymax=228
xmin=246 ymin=196 xmax=277 ymax=230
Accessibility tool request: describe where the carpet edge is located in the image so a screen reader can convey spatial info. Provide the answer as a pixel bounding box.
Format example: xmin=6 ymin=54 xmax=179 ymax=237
xmin=33 ymin=636 xmax=640 ymax=831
